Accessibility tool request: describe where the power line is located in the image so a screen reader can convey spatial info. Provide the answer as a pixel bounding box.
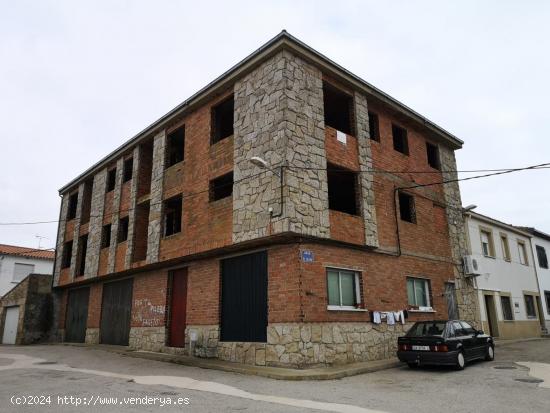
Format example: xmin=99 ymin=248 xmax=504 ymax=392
xmin=1 ymin=161 xmax=548 ymax=226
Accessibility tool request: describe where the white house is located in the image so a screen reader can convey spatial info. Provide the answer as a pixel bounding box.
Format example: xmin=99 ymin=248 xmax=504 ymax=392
xmin=463 ymin=212 xmax=543 ymax=339
xmin=0 ymin=244 xmax=55 ymax=297
xmin=519 ymin=228 xmax=550 ymax=334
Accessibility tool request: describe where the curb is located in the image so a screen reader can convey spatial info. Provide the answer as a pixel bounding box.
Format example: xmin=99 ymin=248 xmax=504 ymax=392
xmin=59 ymin=343 xmax=401 ymax=381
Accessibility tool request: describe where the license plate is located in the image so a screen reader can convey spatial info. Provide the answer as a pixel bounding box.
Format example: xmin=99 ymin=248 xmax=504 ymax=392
xmin=412 ymin=345 xmax=430 ymax=351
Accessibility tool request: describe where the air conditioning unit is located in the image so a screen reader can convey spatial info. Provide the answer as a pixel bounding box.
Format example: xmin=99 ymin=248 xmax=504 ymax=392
xmin=463 ymin=255 xmax=481 ymax=276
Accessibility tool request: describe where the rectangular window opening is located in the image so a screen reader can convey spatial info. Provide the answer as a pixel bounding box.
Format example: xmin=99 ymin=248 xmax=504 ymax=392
xmin=101 ymin=224 xmax=112 ymax=249
xmin=392 ymin=124 xmax=409 ymax=155
xmin=327 ymin=163 xmax=359 ymax=215
xmin=164 ymin=196 xmax=182 ymax=237
xmin=123 ymin=157 xmax=134 ymax=182
xmin=13 ymin=263 xmax=35 ymax=282
xmin=524 ymin=294 xmax=537 ymax=318
xmin=480 ymin=230 xmax=495 ymax=257
xmin=368 ymin=111 xmax=379 ymax=141
xmin=209 ymin=172 xmax=234 ymax=202
xmin=61 ymin=241 xmax=73 ymax=269
xmin=106 ymin=168 xmax=117 ymax=192
xmin=118 ymin=216 xmax=129 ymax=243
xmin=426 ymin=142 xmax=440 ymax=170
xmin=81 ymin=179 xmax=93 ymax=224
xmin=518 ymin=240 xmax=529 ymax=265
xmin=76 ymin=234 xmax=88 ymax=276
xmin=67 ymin=192 xmax=78 ymax=221
xmin=132 ymin=202 xmax=150 ymax=262
xmin=211 ymin=96 xmax=234 ymax=144
xmin=500 ymin=295 xmax=514 ymax=320
xmin=326 ymin=269 xmax=361 ymax=308
xmin=398 ymin=192 xmax=416 ymax=223
xmin=166 ymin=125 xmax=185 ymax=167
xmin=501 ymin=234 xmax=511 ymax=261
xmin=536 ymin=245 xmax=548 ymax=269
xmin=407 ymin=277 xmax=431 ymax=307
xmin=323 ymin=82 xmax=354 ymax=135
xmin=137 ymin=139 xmax=154 ymax=198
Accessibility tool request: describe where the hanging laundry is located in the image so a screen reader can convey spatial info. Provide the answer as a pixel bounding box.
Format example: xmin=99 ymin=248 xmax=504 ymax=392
xmin=387 ymin=312 xmax=395 ymax=325
xmin=372 ymin=311 xmax=381 ymax=324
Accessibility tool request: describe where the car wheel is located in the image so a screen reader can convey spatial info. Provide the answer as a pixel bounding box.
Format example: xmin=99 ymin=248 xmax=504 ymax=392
xmin=407 ymin=362 xmax=419 ymax=369
xmin=485 ymin=345 xmax=495 ymax=361
xmin=455 ymin=351 xmax=466 ymax=370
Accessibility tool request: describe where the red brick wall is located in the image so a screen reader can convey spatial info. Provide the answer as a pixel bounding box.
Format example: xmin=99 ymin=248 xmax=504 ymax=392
xmin=87 ymin=283 xmax=103 ymax=328
xmin=268 ymin=244 xmax=302 ymax=323
xmin=186 ymin=259 xmax=220 ymax=325
xmin=131 ymin=271 xmax=168 ymax=328
xmin=325 ymin=126 xmax=359 ymax=170
xmin=98 ymin=248 xmax=109 ymax=276
xmin=120 ymin=181 xmax=131 ymax=214
xmin=329 ymin=210 xmax=365 ymax=245
xmin=114 ymin=242 xmax=127 ymax=272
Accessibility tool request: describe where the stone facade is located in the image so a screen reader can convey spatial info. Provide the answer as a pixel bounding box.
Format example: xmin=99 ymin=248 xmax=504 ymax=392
xmin=69 ymin=183 xmax=85 ymax=280
xmin=355 ymin=92 xmax=379 ymax=247
xmin=85 ymin=327 xmax=99 ymax=344
xmin=185 ymin=325 xmax=219 ymax=358
xmin=107 ymin=158 xmax=124 ymax=273
xmin=129 ymin=326 xmax=166 ymax=352
xmin=233 ymin=50 xmax=330 ymax=243
xmin=440 ymin=146 xmax=480 ymax=326
xmin=53 ymin=196 xmax=69 ymax=286
xmin=85 ymin=169 xmax=107 ymax=278
xmin=146 ymin=130 xmax=166 ymax=264
xmin=125 ymin=146 xmax=141 ymax=269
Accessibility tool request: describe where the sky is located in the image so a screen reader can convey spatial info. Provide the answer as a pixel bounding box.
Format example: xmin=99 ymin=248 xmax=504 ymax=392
xmin=1 ymin=0 xmax=549 ymax=249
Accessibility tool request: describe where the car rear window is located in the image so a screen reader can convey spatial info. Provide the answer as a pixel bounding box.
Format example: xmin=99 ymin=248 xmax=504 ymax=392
xmin=406 ymin=322 xmax=447 ymax=337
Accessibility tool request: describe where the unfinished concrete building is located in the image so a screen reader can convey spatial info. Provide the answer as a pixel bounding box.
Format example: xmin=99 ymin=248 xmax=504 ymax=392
xmin=53 ymin=31 xmax=477 ymax=367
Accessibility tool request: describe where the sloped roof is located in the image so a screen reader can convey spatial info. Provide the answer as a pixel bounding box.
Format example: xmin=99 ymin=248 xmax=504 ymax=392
xmin=0 ymin=244 xmax=55 ymax=260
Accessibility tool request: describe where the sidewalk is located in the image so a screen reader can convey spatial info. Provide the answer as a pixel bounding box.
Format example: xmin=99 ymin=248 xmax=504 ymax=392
xmin=61 ymin=343 xmax=401 ymax=380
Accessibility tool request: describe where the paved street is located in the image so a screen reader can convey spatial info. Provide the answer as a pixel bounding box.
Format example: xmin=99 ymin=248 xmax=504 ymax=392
xmin=1 ymin=340 xmax=550 ymax=413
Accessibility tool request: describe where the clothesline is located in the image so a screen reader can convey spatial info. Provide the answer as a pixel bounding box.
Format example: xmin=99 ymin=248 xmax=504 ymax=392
xmin=370 ymin=310 xmax=408 ymax=325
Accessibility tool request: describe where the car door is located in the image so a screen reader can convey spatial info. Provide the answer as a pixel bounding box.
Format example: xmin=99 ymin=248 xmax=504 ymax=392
xmin=461 ymin=321 xmax=484 ymax=358
xmin=452 ymin=321 xmax=475 ymax=359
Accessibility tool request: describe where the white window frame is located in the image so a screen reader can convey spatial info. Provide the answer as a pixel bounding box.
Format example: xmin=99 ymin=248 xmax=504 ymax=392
xmin=407 ymin=277 xmax=431 ymax=308
xmin=326 ymin=268 xmax=363 ymax=311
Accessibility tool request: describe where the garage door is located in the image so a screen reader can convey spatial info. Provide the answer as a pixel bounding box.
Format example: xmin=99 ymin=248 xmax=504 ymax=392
xmin=2 ymin=306 xmax=20 ymax=344
xmin=65 ymin=287 xmax=90 ymax=343
xmin=220 ymin=251 xmax=267 ymax=342
xmin=100 ymin=278 xmax=133 ymax=346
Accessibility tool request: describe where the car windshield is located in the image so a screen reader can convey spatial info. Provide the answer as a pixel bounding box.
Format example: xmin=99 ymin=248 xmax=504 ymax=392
xmin=407 ymin=322 xmax=447 ymax=337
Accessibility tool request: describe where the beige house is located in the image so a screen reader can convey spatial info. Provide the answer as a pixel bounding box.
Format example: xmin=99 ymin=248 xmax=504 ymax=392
xmin=464 ymin=211 xmax=543 ymax=339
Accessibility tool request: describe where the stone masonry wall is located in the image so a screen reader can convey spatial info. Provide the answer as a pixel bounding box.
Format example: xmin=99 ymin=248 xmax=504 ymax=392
xmin=233 ymin=50 xmax=330 ymax=242
xmin=108 ymin=158 xmax=124 ymax=273
xmin=355 ymin=92 xmax=379 ymax=247
xmin=69 ymin=183 xmax=85 ymax=280
xmin=440 ymin=146 xmax=480 ymax=326
xmin=85 ymin=169 xmax=107 ymax=278
xmin=146 ymin=130 xmax=166 ymax=264
xmin=53 ymin=196 xmax=69 ymax=286
xmin=125 ymin=146 xmax=141 ymax=269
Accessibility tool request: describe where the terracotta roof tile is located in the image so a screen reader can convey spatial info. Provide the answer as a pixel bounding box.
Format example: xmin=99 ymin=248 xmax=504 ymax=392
xmin=0 ymin=244 xmax=55 ymax=260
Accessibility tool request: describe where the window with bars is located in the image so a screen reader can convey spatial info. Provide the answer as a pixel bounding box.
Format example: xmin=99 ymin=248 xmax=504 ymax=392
xmin=500 ymin=295 xmax=514 ymax=320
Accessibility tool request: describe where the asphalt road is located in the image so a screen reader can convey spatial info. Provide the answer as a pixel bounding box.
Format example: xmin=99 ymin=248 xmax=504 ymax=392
xmin=1 ymin=339 xmax=549 ymax=413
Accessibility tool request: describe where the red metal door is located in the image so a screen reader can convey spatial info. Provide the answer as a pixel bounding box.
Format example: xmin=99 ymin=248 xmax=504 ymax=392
xmin=169 ymin=269 xmax=188 ymax=347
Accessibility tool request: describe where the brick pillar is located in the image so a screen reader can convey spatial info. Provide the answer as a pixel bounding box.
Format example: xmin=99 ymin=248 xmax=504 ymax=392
xmin=440 ymin=146 xmax=480 ymax=326
xmin=53 ymin=195 xmax=69 ymax=286
xmin=146 ymin=130 xmax=166 ymax=264
xmin=107 ymin=158 xmax=124 ymax=273
xmin=355 ymin=92 xmax=379 ymax=248
xmin=125 ymin=146 xmax=140 ymax=269
xmin=85 ymin=169 xmax=107 ymax=278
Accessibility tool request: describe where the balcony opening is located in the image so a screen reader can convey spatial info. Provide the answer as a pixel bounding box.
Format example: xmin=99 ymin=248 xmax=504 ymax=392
xmin=67 ymin=192 xmax=78 ymax=221
xmin=426 ymin=142 xmax=440 ymax=170
xmin=209 ymin=172 xmax=234 ymax=202
xmin=368 ymin=111 xmax=380 ymax=141
xmin=101 ymin=224 xmax=111 ymax=249
xmin=137 ymin=139 xmax=154 ymax=198
xmin=76 ymin=234 xmax=88 ymax=276
xmin=163 ymin=196 xmax=182 ymax=237
xmin=211 ymin=95 xmax=234 ymax=144
xmin=166 ymin=125 xmax=185 ymax=167
xmin=118 ymin=216 xmax=129 ymax=243
xmin=327 ymin=163 xmax=359 ymax=215
xmin=81 ymin=179 xmax=93 ymax=224
xmin=398 ymin=192 xmax=416 ymax=223
xmin=323 ymin=82 xmax=354 ymax=135
xmin=106 ymin=168 xmax=117 ymax=192
xmin=133 ymin=202 xmax=150 ymax=262
xmin=61 ymin=241 xmax=73 ymax=269
xmin=123 ymin=157 xmax=134 ymax=182
xmin=392 ymin=124 xmax=409 ymax=155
